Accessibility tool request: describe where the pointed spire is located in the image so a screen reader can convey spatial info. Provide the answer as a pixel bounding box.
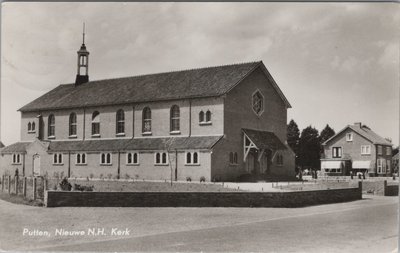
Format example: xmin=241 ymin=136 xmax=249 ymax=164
xmin=82 ymin=22 xmax=85 ymax=45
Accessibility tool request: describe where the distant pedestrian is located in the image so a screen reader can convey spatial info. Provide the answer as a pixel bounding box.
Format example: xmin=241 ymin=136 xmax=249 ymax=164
xmin=15 ymin=168 xmax=19 ymax=177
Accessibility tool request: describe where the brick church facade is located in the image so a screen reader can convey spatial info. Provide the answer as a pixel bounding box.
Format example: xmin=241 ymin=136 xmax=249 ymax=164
xmin=0 ymin=34 xmax=295 ymax=182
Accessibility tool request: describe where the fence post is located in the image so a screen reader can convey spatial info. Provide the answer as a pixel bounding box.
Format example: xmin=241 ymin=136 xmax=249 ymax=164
xmin=33 ymin=177 xmax=37 ymax=200
xmin=23 ymin=177 xmax=27 ymax=197
xmin=7 ymin=176 xmax=11 ymax=195
xmin=15 ymin=176 xmax=19 ymax=195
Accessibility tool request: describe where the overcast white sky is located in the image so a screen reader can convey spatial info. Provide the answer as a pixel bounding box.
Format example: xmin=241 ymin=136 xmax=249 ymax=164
xmin=1 ymin=2 xmax=399 ymax=146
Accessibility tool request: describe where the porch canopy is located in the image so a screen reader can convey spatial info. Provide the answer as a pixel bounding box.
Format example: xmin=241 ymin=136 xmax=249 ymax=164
xmin=321 ymin=160 xmax=342 ymax=169
xmin=352 ymin=161 xmax=370 ymax=169
xmin=242 ymin=128 xmax=286 ymax=161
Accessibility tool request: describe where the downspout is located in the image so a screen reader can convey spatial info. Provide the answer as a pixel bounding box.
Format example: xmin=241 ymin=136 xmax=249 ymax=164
xmin=189 ymin=99 xmax=192 ymax=137
xmin=68 ymin=151 xmax=71 ymax=178
xmin=117 ymin=151 xmax=120 ymax=179
xmin=22 ymin=153 xmax=25 ymax=176
xmin=83 ymin=108 xmax=86 ymax=140
xmin=132 ymin=106 xmax=135 ymax=138
xmin=175 ymin=149 xmax=178 ymax=181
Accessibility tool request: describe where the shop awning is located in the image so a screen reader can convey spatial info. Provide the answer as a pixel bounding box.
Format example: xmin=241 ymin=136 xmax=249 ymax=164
xmin=352 ymin=161 xmax=371 ymax=169
xmin=321 ymin=161 xmax=343 ymax=169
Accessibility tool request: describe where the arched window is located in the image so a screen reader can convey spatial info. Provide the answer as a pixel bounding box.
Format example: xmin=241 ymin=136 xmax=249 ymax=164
xmin=229 ymin=152 xmax=234 ymax=164
xmin=186 ymin=152 xmax=191 ymax=164
xmin=48 ymin=114 xmax=55 ymax=137
xmin=127 ymin=153 xmax=132 ymax=164
xmin=170 ymin=105 xmax=180 ymax=132
xmin=206 ymin=110 xmax=211 ymax=122
xmin=82 ymin=153 xmax=86 ymax=164
xmin=116 ymin=109 xmax=125 ymax=135
xmin=233 ymin=153 xmax=238 ymax=164
xmin=32 ymin=122 xmax=35 ymax=131
xmin=162 ymin=153 xmax=167 ymax=164
xmin=92 ymin=111 xmax=100 ymax=136
xmin=156 ymin=153 xmax=161 ymax=164
xmin=101 ymin=153 xmax=106 ymax=164
xmin=199 ymin=111 xmax=205 ymax=123
xmin=28 ymin=122 xmax=32 ymax=132
xmin=142 ymin=107 xmax=151 ymax=133
xmin=77 ymin=154 xmax=81 ymax=164
xmin=133 ymin=153 xmax=138 ymax=164
xmin=193 ymin=152 xmax=198 ymax=164
xmin=69 ymin=113 xmax=77 ymax=136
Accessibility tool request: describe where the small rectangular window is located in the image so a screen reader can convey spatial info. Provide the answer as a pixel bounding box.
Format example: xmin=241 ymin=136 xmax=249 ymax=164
xmin=332 ymin=147 xmax=342 ymax=158
xmin=361 ymin=145 xmax=371 ymax=155
xmin=346 ymin=133 xmax=353 ymax=142
xmin=386 ymin=147 xmax=391 ymax=156
xmin=378 ymin=145 xmax=382 ymax=155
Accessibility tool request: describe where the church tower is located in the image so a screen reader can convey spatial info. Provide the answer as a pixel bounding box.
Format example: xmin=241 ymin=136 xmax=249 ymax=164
xmin=75 ymin=23 xmax=89 ymax=86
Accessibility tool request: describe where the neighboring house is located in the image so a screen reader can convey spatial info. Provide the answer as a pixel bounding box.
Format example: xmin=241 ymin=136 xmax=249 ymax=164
xmin=321 ymin=122 xmax=393 ymax=177
xmin=0 ymin=35 xmax=295 ymax=182
xmin=392 ymin=153 xmax=399 ymax=175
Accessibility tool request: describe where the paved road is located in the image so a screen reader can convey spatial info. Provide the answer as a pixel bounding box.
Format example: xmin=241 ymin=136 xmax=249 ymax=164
xmin=0 ymin=195 xmax=398 ymax=252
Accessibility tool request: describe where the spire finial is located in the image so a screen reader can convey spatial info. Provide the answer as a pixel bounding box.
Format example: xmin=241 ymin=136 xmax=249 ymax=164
xmin=82 ymin=22 xmax=85 ymax=45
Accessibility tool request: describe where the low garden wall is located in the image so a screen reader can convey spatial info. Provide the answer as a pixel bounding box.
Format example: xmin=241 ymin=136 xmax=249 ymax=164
xmin=45 ymin=182 xmax=362 ymax=208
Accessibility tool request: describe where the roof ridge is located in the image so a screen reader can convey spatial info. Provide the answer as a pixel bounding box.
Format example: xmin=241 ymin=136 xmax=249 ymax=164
xmin=59 ymin=60 xmax=262 ymax=86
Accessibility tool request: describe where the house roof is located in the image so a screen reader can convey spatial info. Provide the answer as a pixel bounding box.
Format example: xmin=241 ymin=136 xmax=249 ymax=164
xmin=242 ymin=128 xmax=287 ymax=151
xmin=0 ymin=142 xmax=31 ymax=153
xmin=323 ymin=124 xmax=392 ymax=146
xmin=19 ymin=61 xmax=291 ymax=112
xmin=1 ymin=136 xmax=223 ymax=153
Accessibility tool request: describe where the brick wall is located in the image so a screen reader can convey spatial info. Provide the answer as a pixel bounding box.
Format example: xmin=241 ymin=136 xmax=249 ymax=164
xmin=45 ymin=184 xmax=361 ymax=208
xmin=212 ymin=67 xmax=295 ymax=181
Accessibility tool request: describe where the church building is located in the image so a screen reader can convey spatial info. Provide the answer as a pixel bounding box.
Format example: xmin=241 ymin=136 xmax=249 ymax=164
xmin=0 ymin=31 xmax=295 ymax=182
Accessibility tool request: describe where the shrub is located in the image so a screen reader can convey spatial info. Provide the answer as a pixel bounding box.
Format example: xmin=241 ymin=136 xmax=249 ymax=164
xmin=89 ymin=173 xmax=94 ymax=179
xmin=73 ymin=183 xmax=94 ymax=192
xmin=107 ymin=173 xmax=112 ymax=179
xmin=186 ymin=176 xmax=192 ymax=182
xmin=59 ymin=178 xmax=72 ymax=191
xmin=60 ymin=171 xmax=64 ymax=179
xmin=53 ymin=172 xmax=59 ymax=179
xmin=99 ymin=174 xmax=104 ymax=180
xmin=200 ymin=176 xmax=206 ymax=183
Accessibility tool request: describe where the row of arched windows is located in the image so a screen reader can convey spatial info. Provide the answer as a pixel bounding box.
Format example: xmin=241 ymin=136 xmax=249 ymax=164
xmin=44 ymin=106 xmax=211 ymax=138
xmin=27 ymin=122 xmax=36 ymax=133
xmin=199 ymin=110 xmax=212 ymax=124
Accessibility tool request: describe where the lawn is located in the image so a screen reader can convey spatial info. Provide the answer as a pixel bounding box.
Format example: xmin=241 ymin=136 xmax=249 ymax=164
xmin=46 ymin=178 xmax=242 ymax=192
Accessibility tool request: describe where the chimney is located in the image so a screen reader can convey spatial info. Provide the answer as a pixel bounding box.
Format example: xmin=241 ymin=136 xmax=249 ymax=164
xmin=354 ymin=122 xmax=362 ymax=128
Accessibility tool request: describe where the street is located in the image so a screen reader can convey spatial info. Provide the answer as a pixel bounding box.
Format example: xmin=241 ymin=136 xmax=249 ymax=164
xmin=0 ymin=195 xmax=397 ymax=252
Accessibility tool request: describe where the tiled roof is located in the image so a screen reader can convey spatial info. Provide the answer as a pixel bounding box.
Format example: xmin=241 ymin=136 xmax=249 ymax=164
xmin=19 ymin=61 xmax=291 ymax=112
xmin=0 ymin=142 xmax=31 ymax=153
xmin=242 ymin=128 xmax=287 ymax=150
xmin=0 ymin=136 xmax=223 ymax=153
xmin=323 ymin=125 xmax=392 ymax=146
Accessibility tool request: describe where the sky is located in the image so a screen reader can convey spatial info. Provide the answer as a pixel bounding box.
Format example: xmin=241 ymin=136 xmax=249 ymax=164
xmin=1 ymin=2 xmax=399 ymax=146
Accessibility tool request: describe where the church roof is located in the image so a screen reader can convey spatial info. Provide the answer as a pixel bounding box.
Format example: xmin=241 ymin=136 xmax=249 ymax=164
xmin=19 ymin=61 xmax=291 ymax=112
xmin=0 ymin=142 xmax=31 ymax=153
xmin=0 ymin=136 xmax=223 ymax=153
